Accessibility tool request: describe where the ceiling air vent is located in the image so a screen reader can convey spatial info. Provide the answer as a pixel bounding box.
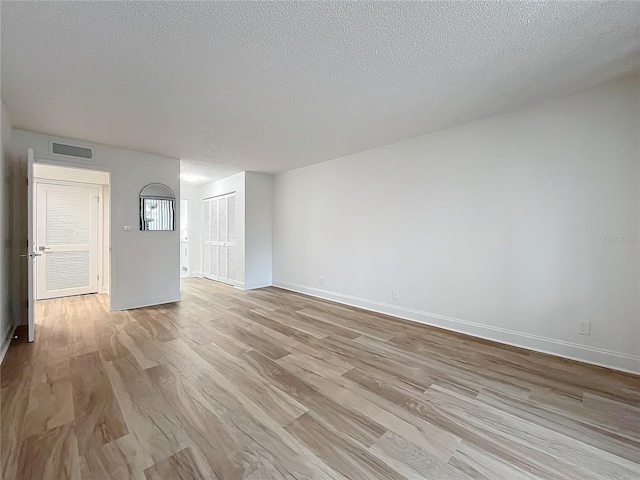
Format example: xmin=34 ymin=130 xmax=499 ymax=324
xmin=51 ymin=142 xmax=94 ymax=159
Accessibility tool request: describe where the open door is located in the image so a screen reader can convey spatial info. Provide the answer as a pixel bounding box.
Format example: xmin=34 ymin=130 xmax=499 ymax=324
xmin=24 ymin=148 xmax=38 ymax=342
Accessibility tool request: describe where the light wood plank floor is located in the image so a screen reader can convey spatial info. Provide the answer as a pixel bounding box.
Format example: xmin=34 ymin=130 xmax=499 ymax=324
xmin=2 ymin=278 xmax=639 ymax=479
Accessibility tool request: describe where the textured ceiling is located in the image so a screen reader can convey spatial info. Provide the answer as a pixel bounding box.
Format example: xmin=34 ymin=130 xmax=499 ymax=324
xmin=2 ymin=1 xmax=639 ymax=184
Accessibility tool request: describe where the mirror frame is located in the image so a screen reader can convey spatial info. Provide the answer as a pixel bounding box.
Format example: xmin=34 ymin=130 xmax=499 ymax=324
xmin=139 ymin=183 xmax=176 ymax=231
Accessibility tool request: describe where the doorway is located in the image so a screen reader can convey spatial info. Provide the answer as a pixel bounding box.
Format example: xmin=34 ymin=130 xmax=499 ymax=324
xmin=33 ymin=164 xmax=110 ymax=301
xmin=180 ymin=198 xmax=189 ymax=277
xmin=203 ymin=192 xmax=236 ymax=285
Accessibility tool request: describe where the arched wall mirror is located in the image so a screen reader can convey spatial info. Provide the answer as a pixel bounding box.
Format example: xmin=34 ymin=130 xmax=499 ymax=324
xmin=140 ymin=183 xmax=176 ymax=231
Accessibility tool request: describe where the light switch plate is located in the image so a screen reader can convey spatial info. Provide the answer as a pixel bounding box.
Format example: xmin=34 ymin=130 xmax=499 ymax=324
xmin=123 ymin=226 xmax=133 ymax=233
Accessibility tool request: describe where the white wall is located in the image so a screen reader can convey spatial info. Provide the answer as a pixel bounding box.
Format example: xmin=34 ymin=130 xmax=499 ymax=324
xmin=199 ymin=172 xmax=246 ymax=287
xmin=12 ymin=130 xmax=181 ymax=311
xmin=273 ymin=77 xmax=640 ymax=373
xmin=0 ymin=101 xmax=16 ymax=361
xmin=245 ymin=172 xmax=273 ymax=289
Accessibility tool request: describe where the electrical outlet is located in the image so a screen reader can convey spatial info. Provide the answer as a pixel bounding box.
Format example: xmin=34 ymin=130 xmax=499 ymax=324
xmin=577 ymin=321 xmax=590 ymax=336
xmin=319 ymin=277 xmax=324 ymax=286
xmin=123 ymin=225 xmax=133 ymax=233
xmin=392 ymin=290 xmax=399 ymax=301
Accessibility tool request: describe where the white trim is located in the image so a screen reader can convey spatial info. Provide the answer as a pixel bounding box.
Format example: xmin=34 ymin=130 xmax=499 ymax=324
xmin=33 ymin=176 xmax=109 ymax=295
xmin=203 ymin=274 xmax=235 ymax=286
xmin=33 ymin=159 xmax=113 ymax=311
xmin=0 ymin=324 xmax=18 ymax=365
xmin=97 ymin=186 xmax=106 ymax=294
xmin=273 ymin=281 xmax=640 ymax=375
xmin=33 ymin=177 xmax=104 ymax=188
xmin=190 ymin=271 xmax=204 ymax=278
xmin=203 ymin=191 xmax=237 ymax=201
xmin=111 ymin=296 xmax=182 ymax=312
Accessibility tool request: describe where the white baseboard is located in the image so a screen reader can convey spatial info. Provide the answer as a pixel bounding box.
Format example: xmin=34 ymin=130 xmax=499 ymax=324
xmin=0 ymin=324 xmax=18 ymax=365
xmin=195 ymin=275 xmax=244 ymax=290
xmin=112 ymin=296 xmax=182 ymax=311
xmin=190 ymin=271 xmax=204 ymax=278
xmin=273 ymin=281 xmax=640 ymax=375
xmin=243 ymin=281 xmax=272 ymax=291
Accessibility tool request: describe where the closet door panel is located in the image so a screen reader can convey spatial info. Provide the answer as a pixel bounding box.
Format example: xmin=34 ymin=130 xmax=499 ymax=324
xmin=203 ymin=244 xmax=211 ymax=277
xmin=219 ymin=246 xmax=228 ymax=279
xmin=228 ymin=195 xmax=236 ymax=244
xmin=228 ymin=246 xmax=236 ymax=281
xmin=211 ymin=245 xmax=219 ymax=278
xmin=219 ymin=197 xmax=228 ymax=243
xmin=202 ymin=199 xmax=211 ymax=278
xmin=211 ymin=198 xmax=219 ymax=243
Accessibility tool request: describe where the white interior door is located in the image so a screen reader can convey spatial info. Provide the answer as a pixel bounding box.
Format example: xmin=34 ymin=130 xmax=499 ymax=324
xmin=35 ymin=182 xmax=99 ymax=300
xmin=203 ymin=193 xmax=236 ymax=285
xmin=25 ymin=149 xmax=36 ymax=342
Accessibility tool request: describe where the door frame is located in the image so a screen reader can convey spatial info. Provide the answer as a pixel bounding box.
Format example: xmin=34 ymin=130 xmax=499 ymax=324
xmin=31 ymin=161 xmax=112 ymax=308
xmin=180 ymin=198 xmax=189 ymax=277
xmin=27 ymin=149 xmax=35 ymax=342
xmin=203 ymin=192 xmax=237 ymax=286
xmin=33 ymin=180 xmax=103 ymax=300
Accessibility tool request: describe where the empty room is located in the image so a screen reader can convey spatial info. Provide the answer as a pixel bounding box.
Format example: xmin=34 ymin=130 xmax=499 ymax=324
xmin=0 ymin=1 xmax=639 ymax=479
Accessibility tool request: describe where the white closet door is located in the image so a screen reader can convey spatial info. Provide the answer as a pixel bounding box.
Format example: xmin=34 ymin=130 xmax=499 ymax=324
xmin=211 ymin=198 xmax=219 ymax=277
xmin=202 ymin=199 xmax=211 ymax=277
xmin=227 ymin=195 xmax=236 ymax=281
xmin=35 ymin=183 xmax=99 ymax=300
xmin=203 ymin=193 xmax=236 ymax=285
xmin=218 ymin=197 xmax=228 ymax=279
